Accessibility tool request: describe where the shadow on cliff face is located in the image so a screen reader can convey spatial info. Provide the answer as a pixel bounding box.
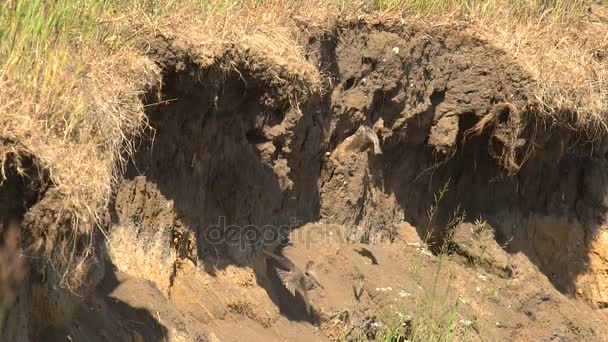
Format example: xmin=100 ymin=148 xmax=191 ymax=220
xmin=30 ymin=262 xmax=170 ymax=342
xmin=383 ymin=115 xmax=601 ymax=298
xmin=0 ymin=157 xmax=170 ymax=341
xmin=310 ymin=22 xmax=606 ymax=303
xmin=111 ymin=20 xmax=608 ymax=326
xmin=115 ymin=41 xmax=329 ymax=320
xmin=124 ymin=65 xmax=325 ymax=268
xmin=2 ymin=247 xmax=170 ymax=342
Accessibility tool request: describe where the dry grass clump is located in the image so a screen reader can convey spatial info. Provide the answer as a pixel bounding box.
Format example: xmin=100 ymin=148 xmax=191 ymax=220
xmin=131 ymin=0 xmax=608 ymax=128
xmin=121 ymin=1 xmax=328 ymax=96
xmin=0 ymin=1 xmax=159 ymax=286
xmin=376 ymin=0 xmax=608 ymax=131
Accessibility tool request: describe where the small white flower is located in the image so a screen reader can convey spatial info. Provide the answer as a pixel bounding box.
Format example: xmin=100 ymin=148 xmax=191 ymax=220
xmin=392 ymin=47 xmax=400 ymax=54
xmin=399 ymin=290 xmax=412 ymax=297
xmin=460 ymin=319 xmax=474 ymax=327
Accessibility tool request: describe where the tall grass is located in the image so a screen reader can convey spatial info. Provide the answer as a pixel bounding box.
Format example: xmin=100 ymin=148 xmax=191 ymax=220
xmin=0 ymin=0 xmax=132 ymax=208
xmin=0 ymin=1 xmax=158 ymax=287
xmin=0 ymin=1 xmax=125 ymax=138
xmin=378 ymin=183 xmax=469 ymax=341
xmin=376 ymin=0 xmax=593 ymax=21
xmin=407 ymin=227 xmax=463 ymax=341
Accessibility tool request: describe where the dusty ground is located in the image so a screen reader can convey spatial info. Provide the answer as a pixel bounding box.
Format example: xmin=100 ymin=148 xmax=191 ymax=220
xmin=9 ymin=220 xmax=606 ymax=341
xmin=3 ymin=17 xmax=608 ymax=341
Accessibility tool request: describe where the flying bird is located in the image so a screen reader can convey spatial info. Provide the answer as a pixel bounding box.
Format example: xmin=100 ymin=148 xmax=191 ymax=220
xmin=353 ymin=273 xmax=365 ymax=301
xmin=355 ymin=247 xmax=379 ymax=265
xmin=263 ymin=250 xmax=323 ymax=316
xmin=333 ymin=125 xmax=383 ymax=158
xmin=362 ymin=126 xmax=383 ymax=155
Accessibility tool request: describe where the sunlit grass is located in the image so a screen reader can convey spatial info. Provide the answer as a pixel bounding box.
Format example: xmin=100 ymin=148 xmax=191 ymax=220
xmin=0 ymin=0 xmax=158 ymax=288
xmin=0 ymin=1 xmax=123 ymax=139
xmin=376 ymin=0 xmax=592 ymax=22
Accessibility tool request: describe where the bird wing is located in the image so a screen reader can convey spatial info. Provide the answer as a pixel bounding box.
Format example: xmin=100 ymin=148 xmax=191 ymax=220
xmin=353 ymin=280 xmax=364 ymax=300
xmin=276 ymin=268 xmax=297 ymax=296
xmin=277 ymin=269 xmax=313 ymax=317
xmin=363 ymin=126 xmax=382 ymax=155
xmin=263 ymin=250 xmax=296 ymax=270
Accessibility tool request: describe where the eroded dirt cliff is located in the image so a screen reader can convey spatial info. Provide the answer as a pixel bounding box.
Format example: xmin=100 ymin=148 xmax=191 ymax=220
xmin=3 ymin=18 xmax=608 ymax=342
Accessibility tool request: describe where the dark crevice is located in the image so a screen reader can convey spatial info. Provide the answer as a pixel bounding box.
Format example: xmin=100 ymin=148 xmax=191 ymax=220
xmin=343 ymin=77 xmax=356 ymax=91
